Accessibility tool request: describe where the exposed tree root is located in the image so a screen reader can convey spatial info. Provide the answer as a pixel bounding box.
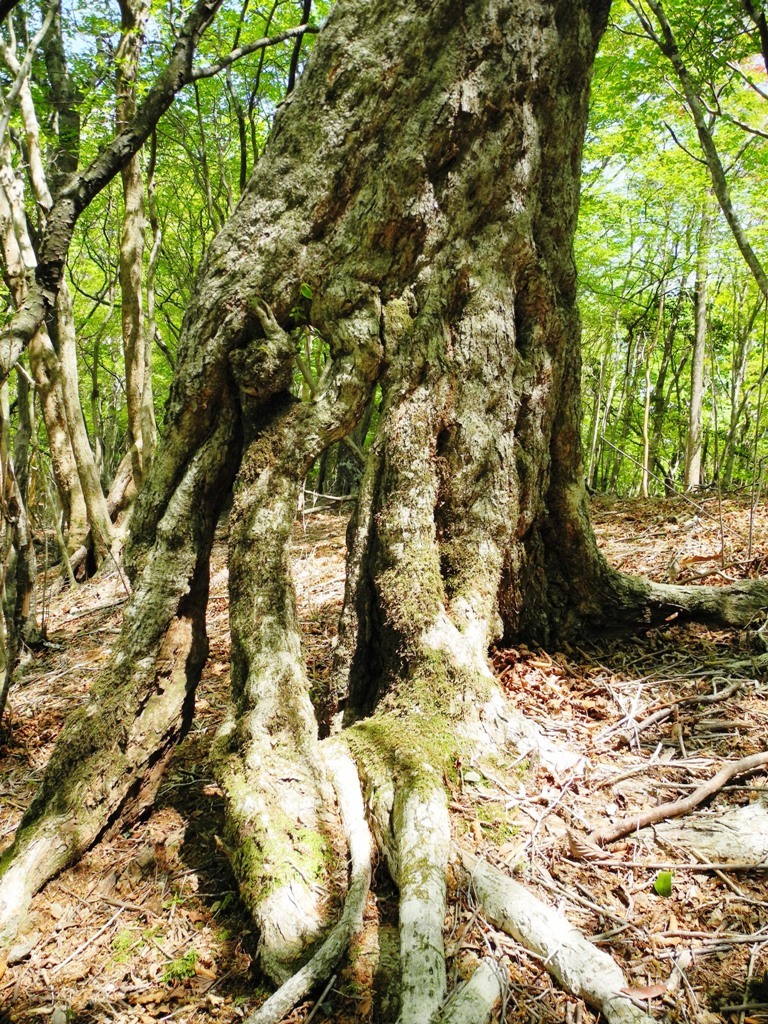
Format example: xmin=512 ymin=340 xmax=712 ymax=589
xmin=618 ymin=573 xmax=768 ymax=629
xmin=213 ymin=300 xmax=382 ymax=983
xmin=437 ymin=958 xmax=505 ymax=1024
xmin=462 ymin=851 xmax=657 ymax=1024
xmin=214 ymin=725 xmax=332 ymax=984
xmin=244 ymin=745 xmax=372 ymax=1024
xmin=0 ymin=403 xmax=239 ymax=944
xmin=392 ymin=781 xmax=451 ymax=1024
xmin=589 ymin=750 xmax=768 ymax=846
xmin=654 ymin=797 xmax=768 ymax=863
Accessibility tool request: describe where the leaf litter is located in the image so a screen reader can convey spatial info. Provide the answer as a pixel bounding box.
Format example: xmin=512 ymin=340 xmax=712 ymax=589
xmin=0 ymin=494 xmax=766 ymax=1023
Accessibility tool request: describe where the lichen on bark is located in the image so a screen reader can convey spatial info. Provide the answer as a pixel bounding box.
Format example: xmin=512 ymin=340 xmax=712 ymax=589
xmin=7 ymin=1 xmax=766 ymax=1020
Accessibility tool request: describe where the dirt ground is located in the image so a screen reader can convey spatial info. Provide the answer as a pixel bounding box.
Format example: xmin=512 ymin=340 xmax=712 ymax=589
xmin=1 ymin=492 xmax=767 ymax=1024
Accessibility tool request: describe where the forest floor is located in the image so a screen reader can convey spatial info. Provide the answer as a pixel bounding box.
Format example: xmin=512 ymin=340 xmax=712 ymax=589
xmin=1 ymin=492 xmax=768 ymax=1024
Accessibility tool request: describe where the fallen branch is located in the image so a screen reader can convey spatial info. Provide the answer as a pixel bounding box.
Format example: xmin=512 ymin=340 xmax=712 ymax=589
xmin=244 ymin=746 xmax=372 ymax=1024
xmin=51 ymin=908 xmax=123 ymax=975
xmin=590 ymin=751 xmax=768 ymax=847
xmin=462 ymin=852 xmax=656 ymax=1024
xmin=623 ymin=676 xmax=747 ymax=743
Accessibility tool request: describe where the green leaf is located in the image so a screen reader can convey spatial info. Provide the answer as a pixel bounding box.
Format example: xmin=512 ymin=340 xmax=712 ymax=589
xmin=300 ymin=283 xmax=313 ymax=300
xmin=653 ymin=871 xmax=673 ymax=897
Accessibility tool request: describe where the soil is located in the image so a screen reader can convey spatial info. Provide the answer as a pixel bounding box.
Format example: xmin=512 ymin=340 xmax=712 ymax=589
xmin=0 ymin=492 xmax=767 ymax=1024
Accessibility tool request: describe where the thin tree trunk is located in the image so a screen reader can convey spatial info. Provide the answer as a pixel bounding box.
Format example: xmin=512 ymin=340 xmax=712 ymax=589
xmin=722 ymin=289 xmax=761 ymax=488
xmin=0 ymin=378 xmax=35 ymax=726
xmin=117 ymin=0 xmax=152 ymax=490
xmin=641 ymin=334 xmax=653 ymax=497
xmin=684 ymin=204 xmax=711 ymax=489
xmin=0 ymin=153 xmax=88 ymax=547
xmin=637 ymin=0 xmax=768 ymax=304
xmin=54 ymin=281 xmax=116 ymax=562
xmin=649 ymin=285 xmax=684 ymax=479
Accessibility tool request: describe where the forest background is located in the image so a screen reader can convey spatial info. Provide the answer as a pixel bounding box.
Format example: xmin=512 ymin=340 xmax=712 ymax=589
xmin=0 ymin=0 xmax=766 ymax=669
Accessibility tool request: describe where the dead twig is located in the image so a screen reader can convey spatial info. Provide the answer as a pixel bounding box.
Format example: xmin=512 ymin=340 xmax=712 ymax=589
xmin=589 ymin=751 xmax=768 ymax=847
xmin=617 ymin=677 xmax=747 ymax=744
xmin=51 ymin=908 xmax=123 ymax=975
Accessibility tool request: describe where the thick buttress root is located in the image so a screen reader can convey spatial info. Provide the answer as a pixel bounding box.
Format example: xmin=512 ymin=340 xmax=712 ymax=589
xmin=243 ymin=744 xmax=372 ymax=1024
xmin=0 ymin=402 xmax=240 ymax=943
xmin=243 ymin=704 xmax=657 ymax=1024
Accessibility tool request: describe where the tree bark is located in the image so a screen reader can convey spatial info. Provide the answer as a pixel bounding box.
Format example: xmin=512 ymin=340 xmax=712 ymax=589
xmin=117 ymin=0 xmax=153 ymax=490
xmin=0 ymin=148 xmax=87 ymax=547
xmin=5 ymin=1 xmax=768 ymax=1017
xmin=52 ymin=281 xmax=116 ymax=562
xmin=684 ymin=204 xmax=711 ymax=489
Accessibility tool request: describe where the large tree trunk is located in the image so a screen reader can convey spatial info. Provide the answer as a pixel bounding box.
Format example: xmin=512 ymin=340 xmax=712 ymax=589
xmin=3 ymin=1 xmax=768 ymax=1018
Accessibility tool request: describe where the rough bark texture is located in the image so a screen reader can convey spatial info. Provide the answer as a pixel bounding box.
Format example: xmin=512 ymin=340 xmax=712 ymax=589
xmin=6 ymin=1 xmax=768 ymax=1019
xmin=0 ymin=391 xmax=240 ymax=941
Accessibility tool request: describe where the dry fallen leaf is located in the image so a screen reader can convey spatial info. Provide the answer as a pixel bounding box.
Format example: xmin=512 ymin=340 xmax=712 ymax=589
xmin=567 ymin=830 xmax=605 ymax=862
xmin=620 ymin=983 xmax=668 ymax=1000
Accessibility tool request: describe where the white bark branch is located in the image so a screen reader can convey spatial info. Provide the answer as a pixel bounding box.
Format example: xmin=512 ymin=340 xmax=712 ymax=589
xmin=437 ymin=958 xmax=504 ymax=1024
xmin=393 ymin=782 xmax=451 ymax=1024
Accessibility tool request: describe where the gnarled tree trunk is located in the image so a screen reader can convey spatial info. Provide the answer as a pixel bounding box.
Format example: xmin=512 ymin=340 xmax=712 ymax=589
xmin=3 ymin=1 xmax=768 ymax=1020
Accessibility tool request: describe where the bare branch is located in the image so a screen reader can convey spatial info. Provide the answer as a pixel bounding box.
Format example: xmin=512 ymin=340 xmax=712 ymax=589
xmin=286 ymin=0 xmax=312 ymax=95
xmin=0 ymin=0 xmax=57 ymax=148
xmin=626 ymin=0 xmax=662 ymax=44
xmin=191 ymin=23 xmax=318 ymax=81
xmin=662 ymin=120 xmax=706 ymax=163
xmin=727 ymin=58 xmax=768 ymax=101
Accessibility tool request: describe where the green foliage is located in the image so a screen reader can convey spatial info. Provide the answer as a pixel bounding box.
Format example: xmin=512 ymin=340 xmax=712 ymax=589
xmin=578 ymin=0 xmax=768 ymax=495
xmin=0 ymin=0 xmax=334 ymax=531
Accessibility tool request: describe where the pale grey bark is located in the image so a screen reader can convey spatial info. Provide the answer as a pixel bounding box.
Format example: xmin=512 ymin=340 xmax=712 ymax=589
xmin=142 ymin=142 xmax=160 ymax=465
xmin=394 ymin=785 xmax=450 ymax=1024
xmin=0 ymin=30 xmax=107 ymax=555
xmin=722 ymin=287 xmax=762 ymax=488
xmin=215 ymin=299 xmax=381 ymax=980
xmin=0 ymin=147 xmax=87 ymax=546
xmin=0 ymin=392 xmax=240 ymax=942
xmin=117 ymin=0 xmax=153 ymax=489
xmin=0 ymin=376 xmax=36 ymax=724
xmin=436 ymin=960 xmax=504 ymax=1024
xmin=464 ymin=852 xmax=656 ymax=1024
xmin=684 ymin=204 xmax=711 ymax=489
xmin=55 ymin=282 xmax=116 ymax=561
